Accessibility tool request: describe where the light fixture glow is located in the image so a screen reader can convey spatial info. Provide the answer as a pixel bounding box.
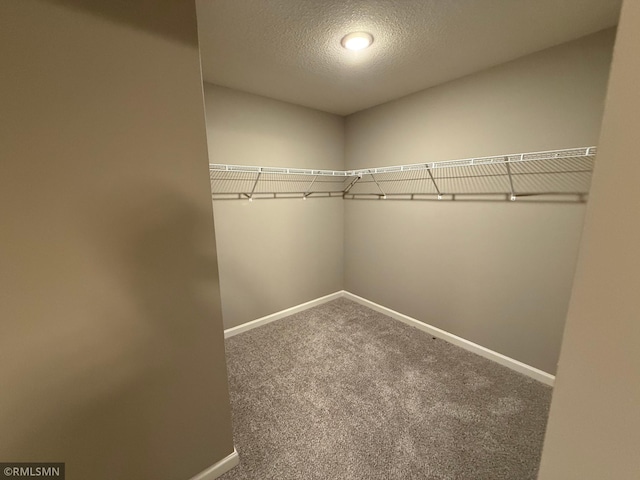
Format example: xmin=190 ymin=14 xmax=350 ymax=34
xmin=341 ymin=32 xmax=374 ymax=51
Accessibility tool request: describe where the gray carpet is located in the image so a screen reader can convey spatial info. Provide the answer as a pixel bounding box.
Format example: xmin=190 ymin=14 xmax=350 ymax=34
xmin=219 ymin=298 xmax=552 ymax=480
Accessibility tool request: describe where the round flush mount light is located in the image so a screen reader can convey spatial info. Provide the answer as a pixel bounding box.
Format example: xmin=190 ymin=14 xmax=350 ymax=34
xmin=341 ymin=32 xmax=374 ymax=51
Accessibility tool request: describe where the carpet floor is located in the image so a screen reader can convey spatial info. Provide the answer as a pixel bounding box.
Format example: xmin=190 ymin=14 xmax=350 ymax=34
xmin=219 ymin=298 xmax=552 ymax=480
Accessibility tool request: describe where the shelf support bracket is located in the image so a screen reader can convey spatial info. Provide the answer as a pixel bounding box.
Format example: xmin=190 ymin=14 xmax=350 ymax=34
xmin=343 ymin=175 xmax=361 ymax=195
xmin=505 ymin=157 xmax=516 ymax=201
xmin=427 ymin=168 xmax=443 ymax=199
xmin=303 ymin=175 xmax=318 ymax=198
xmin=370 ymin=172 xmax=386 ymax=198
xmin=248 ymin=171 xmax=261 ymax=201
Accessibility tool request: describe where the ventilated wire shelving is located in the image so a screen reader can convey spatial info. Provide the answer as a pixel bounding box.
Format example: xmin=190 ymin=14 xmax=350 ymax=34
xmin=209 ymin=165 xmax=351 ymax=201
xmin=209 ymin=146 xmax=596 ymax=202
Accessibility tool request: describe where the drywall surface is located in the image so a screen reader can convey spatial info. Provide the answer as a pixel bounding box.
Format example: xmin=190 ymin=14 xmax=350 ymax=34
xmin=204 ymin=84 xmax=345 ymax=329
xmin=344 ymin=29 xmax=615 ymax=374
xmin=0 ymin=2 xmax=234 ymax=480
xmin=538 ymin=1 xmax=640 ymax=477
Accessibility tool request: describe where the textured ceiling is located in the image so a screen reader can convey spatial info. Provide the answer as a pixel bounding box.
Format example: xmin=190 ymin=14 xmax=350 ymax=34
xmin=196 ymin=0 xmax=621 ymax=116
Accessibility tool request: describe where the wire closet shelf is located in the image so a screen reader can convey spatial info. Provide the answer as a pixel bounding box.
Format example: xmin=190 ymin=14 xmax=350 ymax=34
xmin=209 ymin=146 xmax=596 ymax=202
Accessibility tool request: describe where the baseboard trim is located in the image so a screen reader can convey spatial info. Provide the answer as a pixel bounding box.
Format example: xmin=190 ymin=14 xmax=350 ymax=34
xmin=224 ymin=291 xmax=343 ymax=338
xmin=222 ymin=289 xmax=554 ymax=386
xmin=188 ymin=448 xmax=239 ymax=480
xmin=342 ymin=291 xmax=555 ymax=386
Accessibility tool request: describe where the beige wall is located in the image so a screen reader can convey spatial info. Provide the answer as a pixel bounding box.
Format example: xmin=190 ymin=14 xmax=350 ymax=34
xmin=538 ymin=0 xmax=640 ymax=477
xmin=0 ymin=2 xmax=233 ymax=479
xmin=204 ymin=84 xmax=345 ymax=329
xmin=344 ymin=29 xmax=615 ymax=374
xmin=345 ymin=29 xmax=615 ymax=170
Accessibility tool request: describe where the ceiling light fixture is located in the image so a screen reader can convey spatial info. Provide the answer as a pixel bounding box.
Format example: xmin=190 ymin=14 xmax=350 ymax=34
xmin=341 ymin=32 xmax=374 ymax=51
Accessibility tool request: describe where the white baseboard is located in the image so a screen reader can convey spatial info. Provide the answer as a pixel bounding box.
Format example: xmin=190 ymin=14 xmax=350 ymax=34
xmin=188 ymin=448 xmax=239 ymax=480
xmin=342 ymin=291 xmax=555 ymax=386
xmin=222 ymin=289 xmax=554 ymax=386
xmin=224 ymin=291 xmax=343 ymax=338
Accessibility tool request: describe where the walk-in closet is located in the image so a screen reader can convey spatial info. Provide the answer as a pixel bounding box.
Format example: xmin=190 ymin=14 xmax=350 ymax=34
xmin=194 ymin=1 xmax=623 ymax=479
xmin=5 ymin=1 xmax=639 ymax=480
